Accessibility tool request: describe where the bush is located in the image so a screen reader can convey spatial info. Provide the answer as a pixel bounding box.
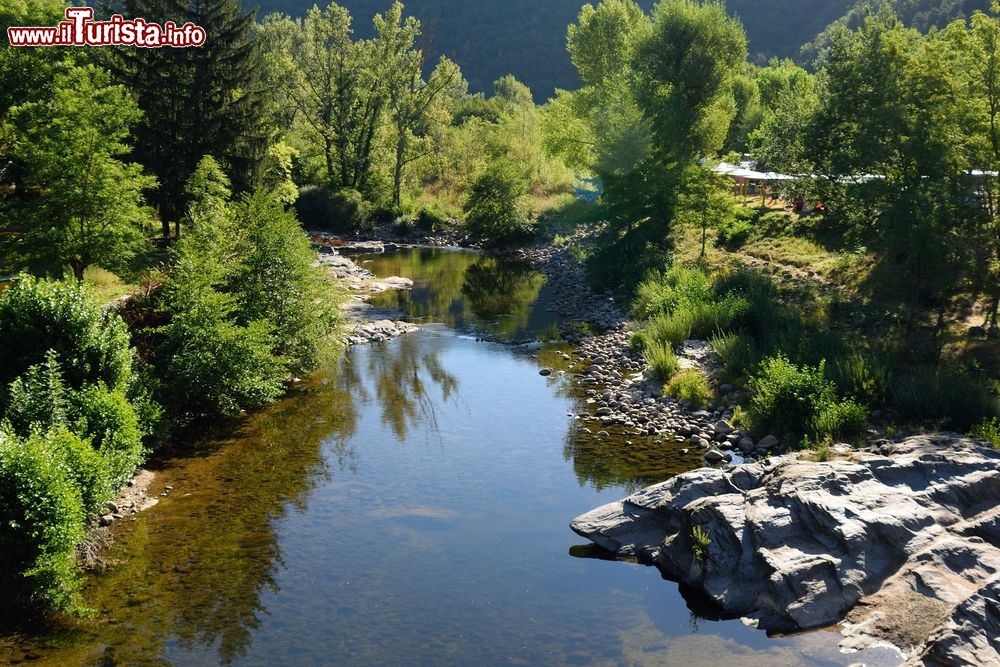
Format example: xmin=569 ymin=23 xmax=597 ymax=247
xmin=717 ymin=215 xmax=755 ymax=247
xmin=294 ymin=185 xmax=372 ymax=232
xmin=711 ymin=331 xmax=757 ymax=379
xmin=4 ymin=352 xmax=68 ymax=435
xmin=228 ymin=193 xmax=341 ymax=372
xmin=665 ymin=369 xmax=712 ymax=409
xmin=972 ymin=418 xmax=1000 ymax=448
xmin=71 ymin=384 xmax=144 ymax=489
xmin=644 ymin=342 xmax=679 ymax=381
xmin=744 ymin=355 xmax=868 ymax=447
xmin=828 ymin=353 xmax=889 ymax=407
xmin=892 ymin=366 xmax=999 ymax=431
xmin=632 ymin=266 xmax=712 ymax=320
xmin=0 ymin=427 xmax=86 ymax=612
xmin=417 ymin=203 xmax=450 ymax=231
xmin=464 ymin=161 xmax=535 ymax=246
xmin=0 ymin=275 xmax=132 ymax=392
xmin=45 ymin=427 xmax=111 ymax=515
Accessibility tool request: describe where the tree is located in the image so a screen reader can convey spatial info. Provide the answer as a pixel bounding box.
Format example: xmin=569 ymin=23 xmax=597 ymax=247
xmin=7 ymin=65 xmax=155 ymax=280
xmin=632 ymin=0 xmax=748 ymax=165
xmin=112 ymin=0 xmax=271 ymax=238
xmin=463 ymin=160 xmax=534 ymax=246
xmin=676 ymin=163 xmax=750 ymax=256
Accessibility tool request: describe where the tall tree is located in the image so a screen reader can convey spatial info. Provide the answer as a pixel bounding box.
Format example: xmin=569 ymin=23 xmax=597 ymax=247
xmin=7 ymin=65 xmax=155 ymax=280
xmin=112 ymin=0 xmax=271 ymax=238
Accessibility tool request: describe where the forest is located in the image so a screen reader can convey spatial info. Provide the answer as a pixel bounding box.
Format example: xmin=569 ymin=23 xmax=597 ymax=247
xmin=0 ymin=0 xmax=998 ymax=631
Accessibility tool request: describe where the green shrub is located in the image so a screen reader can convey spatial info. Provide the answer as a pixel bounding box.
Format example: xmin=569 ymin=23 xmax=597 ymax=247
xmin=45 ymin=427 xmax=111 ymax=515
xmin=828 ymin=353 xmax=889 ymax=406
xmin=71 ymin=384 xmax=144 ymax=489
xmin=665 ymin=369 xmax=713 ymax=408
xmin=0 ymin=275 xmax=132 ymax=392
xmin=417 ymin=203 xmax=449 ymax=231
xmin=463 ymin=161 xmax=535 ymax=247
xmin=892 ymin=366 xmax=999 ymax=430
xmin=0 ymin=427 xmax=86 ymax=612
xmin=691 ymin=525 xmax=711 ymax=562
xmin=294 ymin=186 xmax=372 ymax=232
xmin=644 ymin=342 xmax=679 ymax=381
xmin=4 ymin=352 xmax=68 ymax=435
xmin=711 ymin=331 xmax=757 ymax=379
xmin=745 ymin=355 xmax=868 ymax=447
xmin=972 ymin=418 xmax=1000 ymax=448
xmin=632 ymin=266 xmax=712 ymax=319
xmin=158 ymin=311 xmax=288 ymax=417
xmin=717 ymin=215 xmax=755 ymax=247
xmin=228 ymin=193 xmax=341 ymax=372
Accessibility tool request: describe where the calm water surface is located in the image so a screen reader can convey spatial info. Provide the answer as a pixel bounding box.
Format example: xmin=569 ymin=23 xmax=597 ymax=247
xmin=0 ymin=249 xmax=901 ymax=666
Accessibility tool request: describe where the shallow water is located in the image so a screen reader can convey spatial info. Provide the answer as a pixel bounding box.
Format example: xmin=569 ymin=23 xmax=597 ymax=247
xmin=0 ymin=249 xmax=902 ymax=666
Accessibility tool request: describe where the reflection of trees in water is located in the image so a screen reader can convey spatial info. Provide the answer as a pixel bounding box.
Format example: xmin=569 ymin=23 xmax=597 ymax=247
xmin=462 ymin=260 xmax=545 ymax=339
xmin=339 ymin=334 xmax=459 ymax=440
xmin=2 ymin=375 xmax=361 ymax=665
xmin=563 ymin=424 xmax=700 ymax=495
xmin=366 ymin=249 xmax=545 ymax=339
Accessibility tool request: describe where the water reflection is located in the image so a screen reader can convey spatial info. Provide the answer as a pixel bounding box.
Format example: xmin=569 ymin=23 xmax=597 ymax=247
xmin=340 ymin=331 xmax=460 ymax=440
xmin=362 ymin=248 xmax=557 ymax=341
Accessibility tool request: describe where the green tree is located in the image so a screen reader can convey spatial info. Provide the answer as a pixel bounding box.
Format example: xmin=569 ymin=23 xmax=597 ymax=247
xmin=113 ymin=0 xmax=271 ymax=238
xmin=632 ymin=0 xmax=748 ymax=164
xmin=6 ymin=65 xmax=154 ymax=280
xmin=463 ymin=160 xmax=533 ymax=246
xmin=676 ymin=163 xmax=750 ymax=256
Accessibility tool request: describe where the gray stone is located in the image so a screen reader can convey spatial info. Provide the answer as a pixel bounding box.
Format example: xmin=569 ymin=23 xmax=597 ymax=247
xmin=757 ymin=435 xmax=780 ymax=450
xmin=704 ymin=449 xmax=726 ymax=463
xmin=571 ymin=435 xmax=1000 ymax=661
xmin=539 ymin=368 xmax=553 ymax=377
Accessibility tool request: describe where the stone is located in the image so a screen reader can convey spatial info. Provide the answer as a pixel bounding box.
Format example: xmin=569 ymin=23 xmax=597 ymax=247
xmin=714 ymin=420 xmax=733 ymax=436
xmin=539 ymin=368 xmax=553 ymax=377
xmin=757 ymin=435 xmax=780 ymax=450
xmin=571 ymin=435 xmax=1000 ymax=662
xmin=704 ymin=449 xmax=726 ymax=463
xmin=738 ymin=437 xmax=756 ymax=454
xmin=99 ymin=514 xmax=114 ymax=527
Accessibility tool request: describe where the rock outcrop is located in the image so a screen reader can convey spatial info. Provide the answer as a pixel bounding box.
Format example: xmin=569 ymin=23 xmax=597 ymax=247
xmin=571 ymin=435 xmax=1000 ymax=664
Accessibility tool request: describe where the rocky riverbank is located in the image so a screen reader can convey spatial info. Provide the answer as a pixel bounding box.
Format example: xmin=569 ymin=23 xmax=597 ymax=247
xmin=571 ymin=434 xmax=1000 ymax=665
xmin=314 ymin=244 xmax=420 ymax=347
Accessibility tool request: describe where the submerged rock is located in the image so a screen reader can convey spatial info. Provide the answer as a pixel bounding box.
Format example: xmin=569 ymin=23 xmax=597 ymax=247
xmin=570 ymin=435 xmax=1000 ymax=664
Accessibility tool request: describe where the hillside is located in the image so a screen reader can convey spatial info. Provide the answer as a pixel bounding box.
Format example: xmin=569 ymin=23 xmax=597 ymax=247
xmin=247 ymin=0 xmax=856 ymax=99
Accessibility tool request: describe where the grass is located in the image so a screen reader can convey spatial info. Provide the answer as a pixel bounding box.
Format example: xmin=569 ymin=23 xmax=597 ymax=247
xmin=665 ymin=369 xmax=713 ymax=408
xmin=971 ymin=418 xmax=1000 ymax=448
xmin=691 ymin=525 xmax=711 ymax=562
xmin=82 ymin=267 xmax=134 ymax=306
xmin=644 ymin=342 xmax=679 ymax=382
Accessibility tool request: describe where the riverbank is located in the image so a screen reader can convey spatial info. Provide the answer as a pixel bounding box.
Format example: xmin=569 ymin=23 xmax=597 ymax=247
xmin=571 ymin=434 xmax=1000 ymax=665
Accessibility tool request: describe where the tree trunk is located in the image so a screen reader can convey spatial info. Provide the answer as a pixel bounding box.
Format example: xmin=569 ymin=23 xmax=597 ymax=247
xmin=393 ymin=134 xmax=406 ymax=210
xmin=70 ymin=260 xmax=85 ymax=281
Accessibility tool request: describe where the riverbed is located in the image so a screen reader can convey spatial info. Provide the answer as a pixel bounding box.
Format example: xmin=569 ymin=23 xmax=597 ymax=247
xmin=0 ymin=248 xmax=901 ymax=666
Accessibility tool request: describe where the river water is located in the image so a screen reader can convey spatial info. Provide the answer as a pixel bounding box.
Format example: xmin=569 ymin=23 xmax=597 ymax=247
xmin=0 ymin=248 xmax=901 ymax=666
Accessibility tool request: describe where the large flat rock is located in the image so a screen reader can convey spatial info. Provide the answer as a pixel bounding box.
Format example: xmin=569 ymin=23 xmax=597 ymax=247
xmin=570 ymin=435 xmax=1000 ymax=664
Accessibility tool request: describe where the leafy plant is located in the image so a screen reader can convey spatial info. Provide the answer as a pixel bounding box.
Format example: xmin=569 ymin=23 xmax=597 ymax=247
xmin=971 ymin=418 xmax=1000 ymax=448
xmin=665 ymin=369 xmax=713 ymax=408
xmin=691 ymin=525 xmax=711 ymax=562
xmin=464 ymin=160 xmax=535 ymax=246
xmin=644 ymin=341 xmax=679 ymax=381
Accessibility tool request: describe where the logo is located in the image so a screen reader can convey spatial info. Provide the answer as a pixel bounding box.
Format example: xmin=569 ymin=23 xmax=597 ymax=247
xmin=7 ymin=7 xmax=206 ymax=48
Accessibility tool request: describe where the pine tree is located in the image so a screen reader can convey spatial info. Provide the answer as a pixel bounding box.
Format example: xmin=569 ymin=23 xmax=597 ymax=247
xmin=110 ymin=0 xmax=272 ymax=238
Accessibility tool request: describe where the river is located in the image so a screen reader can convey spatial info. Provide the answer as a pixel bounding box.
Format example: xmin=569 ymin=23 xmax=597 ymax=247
xmin=0 ymin=248 xmax=901 ymax=666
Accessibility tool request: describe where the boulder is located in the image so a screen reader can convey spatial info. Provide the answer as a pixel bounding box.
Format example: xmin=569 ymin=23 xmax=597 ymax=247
xmin=570 ymin=435 xmax=1000 ymax=662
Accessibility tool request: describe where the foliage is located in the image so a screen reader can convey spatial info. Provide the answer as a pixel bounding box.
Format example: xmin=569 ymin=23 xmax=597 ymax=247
xmin=633 ymin=266 xmax=713 ymax=320
xmin=665 ymin=369 xmax=712 ymax=409
xmin=111 ymin=0 xmax=270 ymax=236
xmin=463 ymin=160 xmax=535 ymax=246
xmin=743 ymin=355 xmax=868 ymax=446
xmin=891 ymin=366 xmax=1000 ymax=430
xmin=690 ymin=525 xmax=711 ymax=562
xmin=643 ymin=342 xmax=679 ymax=381
xmin=154 ymin=186 xmax=341 ymax=416
xmin=6 ymin=65 xmax=155 ymax=279
xmin=0 ymin=427 xmax=87 ymax=613
xmin=711 ymin=331 xmax=757 ymax=379
xmin=972 ymin=418 xmax=1000 ymax=448
xmin=0 ymin=275 xmax=132 ymax=393
xmin=70 ymin=384 xmax=145 ymax=491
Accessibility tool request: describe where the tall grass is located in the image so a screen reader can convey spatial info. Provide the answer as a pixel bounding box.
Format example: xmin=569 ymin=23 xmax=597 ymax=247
xmin=892 ymin=366 xmax=1000 ymax=431
xmin=644 ymin=341 xmax=679 ymax=381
